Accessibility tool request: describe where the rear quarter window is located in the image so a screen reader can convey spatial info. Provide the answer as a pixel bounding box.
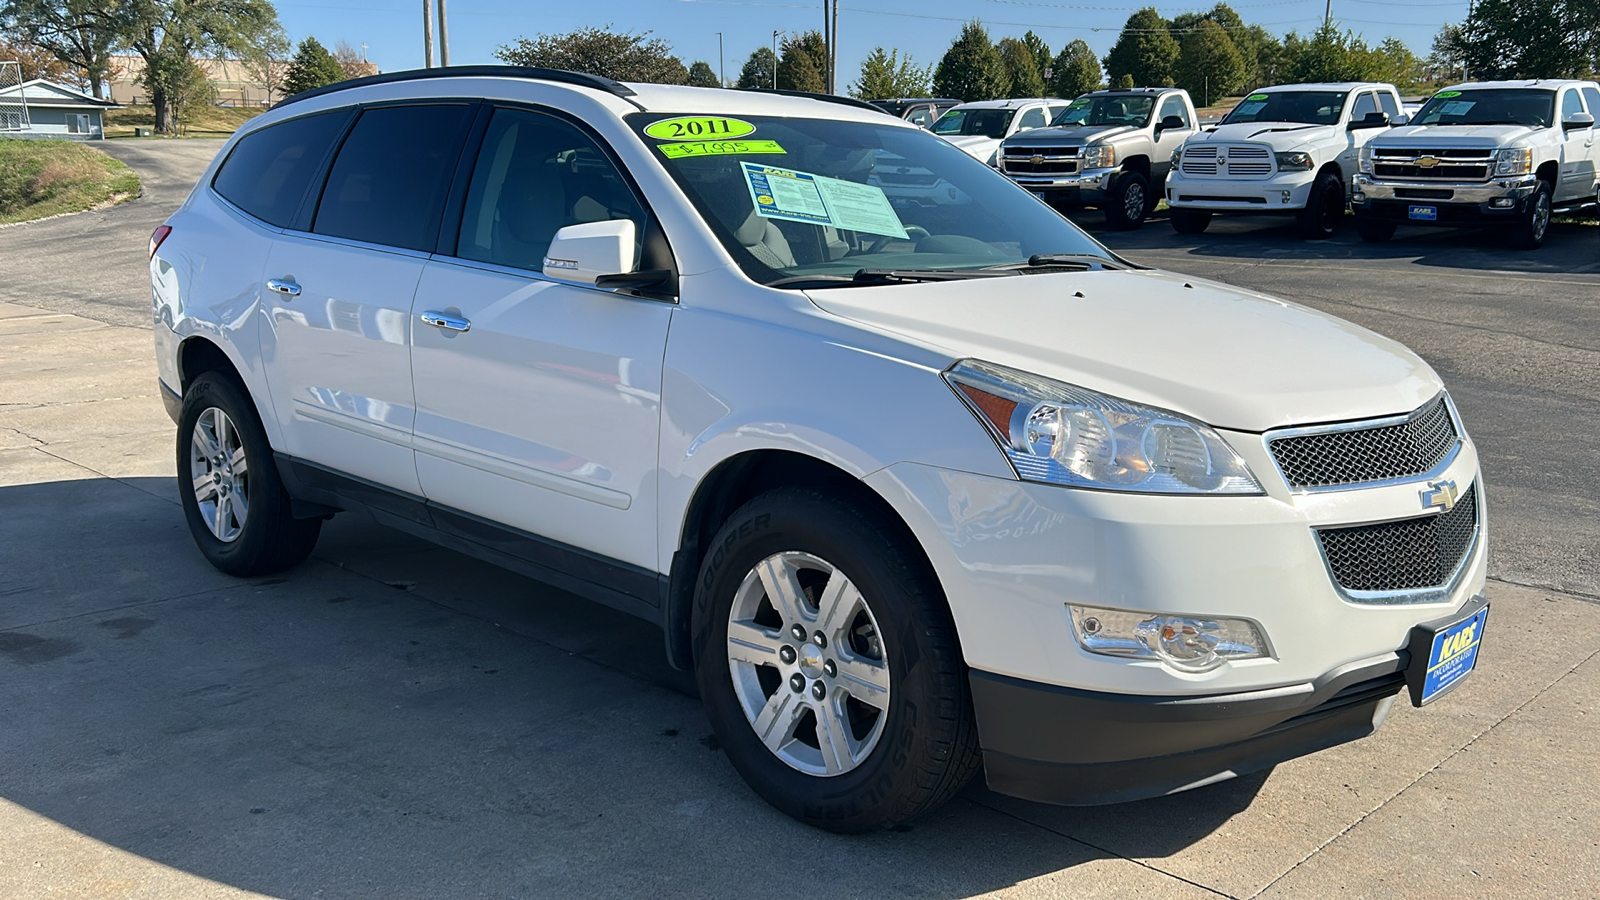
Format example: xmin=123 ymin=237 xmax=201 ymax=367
xmin=212 ymin=110 xmax=349 ymax=227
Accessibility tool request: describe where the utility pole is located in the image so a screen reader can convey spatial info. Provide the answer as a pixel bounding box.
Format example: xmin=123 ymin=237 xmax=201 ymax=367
xmin=831 ymin=0 xmax=839 ymax=95
xmin=422 ymin=0 xmax=434 ymax=68
xmin=716 ymin=32 xmax=724 ymax=86
xmin=437 ymin=0 xmax=450 ymax=66
xmin=772 ymin=30 xmax=781 ymax=89
xmin=822 ymin=0 xmax=831 ymax=94
xmin=1323 ymin=0 xmax=1332 ymax=27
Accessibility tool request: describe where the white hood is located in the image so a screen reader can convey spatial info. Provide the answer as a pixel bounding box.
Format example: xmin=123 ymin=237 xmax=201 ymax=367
xmin=1376 ymin=123 xmax=1539 ymax=148
xmin=1190 ymin=121 xmax=1335 ymax=151
xmin=807 ymin=270 xmax=1441 ymax=431
xmin=943 ymin=134 xmax=1001 ymax=163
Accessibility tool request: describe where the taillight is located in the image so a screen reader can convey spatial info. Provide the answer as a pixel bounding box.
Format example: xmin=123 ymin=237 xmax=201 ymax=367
xmin=149 ymin=224 xmax=172 ymax=260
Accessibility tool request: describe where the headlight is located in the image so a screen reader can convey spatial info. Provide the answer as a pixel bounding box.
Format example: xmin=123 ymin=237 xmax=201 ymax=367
xmin=1069 ymin=605 xmax=1271 ymax=672
xmin=1274 ymin=151 xmax=1314 ymax=171
xmin=1083 ymin=143 xmax=1115 ymax=169
xmin=944 ymin=359 xmax=1263 ymax=494
xmin=1358 ymin=144 xmax=1374 ymax=174
xmin=1170 ymin=146 xmax=1183 ymax=165
xmin=1494 ymin=147 xmax=1533 ymax=176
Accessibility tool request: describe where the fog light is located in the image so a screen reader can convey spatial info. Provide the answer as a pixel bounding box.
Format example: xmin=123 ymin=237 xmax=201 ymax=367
xmin=1280 ymin=190 xmax=1292 ymax=204
xmin=1490 ymin=197 xmax=1514 ymax=209
xmin=1069 ymin=605 xmax=1271 ymax=673
xmin=1352 ymin=191 xmax=1366 ymax=203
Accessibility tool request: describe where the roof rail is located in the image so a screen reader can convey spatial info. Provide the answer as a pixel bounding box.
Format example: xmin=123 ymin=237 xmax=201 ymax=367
xmin=273 ymin=65 xmax=637 ymax=110
xmin=747 ymin=88 xmax=884 ymax=114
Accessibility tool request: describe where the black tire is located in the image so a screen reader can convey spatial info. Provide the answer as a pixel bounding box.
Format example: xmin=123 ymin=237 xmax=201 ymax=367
xmin=1356 ymin=218 xmax=1396 ymax=243
xmin=1170 ymin=208 xmax=1212 ymax=235
xmin=1296 ymin=170 xmax=1345 ymax=239
xmin=692 ymin=487 xmax=981 ymax=833
xmin=1508 ymin=180 xmax=1552 ymax=250
xmin=176 ymin=372 xmax=321 ymax=576
xmin=1103 ymin=171 xmax=1150 ymax=230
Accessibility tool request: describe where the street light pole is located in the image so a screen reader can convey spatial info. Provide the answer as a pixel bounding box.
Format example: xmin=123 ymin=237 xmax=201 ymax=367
xmin=772 ymin=30 xmax=781 ymax=89
xmin=422 ymin=0 xmax=434 ymax=68
xmin=437 ymin=0 xmax=450 ymax=66
xmin=717 ymin=31 xmax=724 ymax=86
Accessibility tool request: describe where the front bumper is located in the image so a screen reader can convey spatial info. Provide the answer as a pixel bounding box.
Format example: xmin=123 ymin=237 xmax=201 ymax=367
xmin=1352 ymin=174 xmax=1538 ymax=225
xmin=1166 ymin=170 xmax=1318 ymax=212
xmin=1005 ymin=167 xmax=1117 ymax=203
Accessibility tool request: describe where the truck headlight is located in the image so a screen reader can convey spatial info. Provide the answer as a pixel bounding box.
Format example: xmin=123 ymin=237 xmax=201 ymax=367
xmin=1494 ymin=147 xmax=1533 ymax=176
xmin=1083 ymin=143 xmax=1115 ymax=169
xmin=944 ymin=359 xmax=1263 ymax=495
xmin=1069 ymin=605 xmax=1272 ymax=672
xmin=1358 ymin=144 xmax=1374 ymax=174
xmin=1170 ymin=146 xmax=1183 ymax=165
xmin=1274 ymin=151 xmax=1313 ymax=171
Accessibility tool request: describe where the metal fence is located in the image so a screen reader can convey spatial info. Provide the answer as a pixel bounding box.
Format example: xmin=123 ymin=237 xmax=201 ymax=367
xmin=0 ymin=61 xmax=32 ymax=132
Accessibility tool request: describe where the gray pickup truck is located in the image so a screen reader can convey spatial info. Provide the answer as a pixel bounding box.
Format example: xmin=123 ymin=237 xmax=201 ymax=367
xmin=999 ymin=87 xmax=1199 ymax=229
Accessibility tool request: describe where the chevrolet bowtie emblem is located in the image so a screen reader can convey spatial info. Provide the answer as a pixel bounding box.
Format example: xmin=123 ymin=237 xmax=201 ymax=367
xmin=1420 ymin=478 xmax=1459 ymax=512
xmin=1415 ymin=156 xmax=1441 ymax=167
xmin=1030 ymin=155 xmax=1044 ymax=166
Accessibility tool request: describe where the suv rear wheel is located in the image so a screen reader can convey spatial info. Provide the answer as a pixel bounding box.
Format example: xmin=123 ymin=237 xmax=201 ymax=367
xmin=1104 ymin=171 xmax=1150 ymax=230
xmin=692 ymin=487 xmax=980 ymax=832
xmin=1508 ymin=180 xmax=1552 ymax=249
xmin=177 ymin=372 xmax=321 ymax=575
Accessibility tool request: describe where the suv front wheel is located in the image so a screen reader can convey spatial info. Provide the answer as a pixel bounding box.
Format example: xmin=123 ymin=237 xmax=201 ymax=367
xmin=1104 ymin=171 xmax=1151 ymax=230
xmin=1509 ymin=180 xmax=1552 ymax=249
xmin=692 ymin=487 xmax=981 ymax=832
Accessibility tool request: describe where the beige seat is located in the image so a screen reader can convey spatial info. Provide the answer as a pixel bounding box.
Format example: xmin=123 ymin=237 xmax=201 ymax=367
xmin=734 ymin=208 xmax=798 ymax=269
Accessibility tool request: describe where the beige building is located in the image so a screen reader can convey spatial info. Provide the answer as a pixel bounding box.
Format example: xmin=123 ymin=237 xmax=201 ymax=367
xmin=108 ymin=54 xmax=378 ymax=107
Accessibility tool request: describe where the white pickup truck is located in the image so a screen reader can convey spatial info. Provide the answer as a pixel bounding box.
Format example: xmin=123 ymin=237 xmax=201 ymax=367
xmin=1353 ymin=79 xmax=1600 ymax=249
xmin=1166 ymin=82 xmax=1405 ymax=238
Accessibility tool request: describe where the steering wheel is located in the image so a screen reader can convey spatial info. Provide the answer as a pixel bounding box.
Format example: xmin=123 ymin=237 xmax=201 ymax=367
xmin=866 ymin=224 xmax=929 ymax=254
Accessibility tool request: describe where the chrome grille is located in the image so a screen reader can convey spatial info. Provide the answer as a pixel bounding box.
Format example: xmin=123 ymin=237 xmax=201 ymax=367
xmin=1371 ymin=148 xmax=1493 ymax=182
xmin=1315 ymin=485 xmax=1478 ymax=593
xmin=1179 ymin=144 xmax=1273 ymax=178
xmin=1002 ymin=146 xmax=1080 ymax=175
xmin=1268 ymin=396 xmax=1459 ymax=490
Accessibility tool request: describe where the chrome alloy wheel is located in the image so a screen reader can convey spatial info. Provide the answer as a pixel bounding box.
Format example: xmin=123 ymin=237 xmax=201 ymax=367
xmin=190 ymin=406 xmax=249 ymax=542
xmin=1123 ymin=181 xmax=1146 ymax=220
xmin=1531 ymin=191 xmax=1550 ymax=242
xmin=726 ymin=551 xmax=891 ymax=776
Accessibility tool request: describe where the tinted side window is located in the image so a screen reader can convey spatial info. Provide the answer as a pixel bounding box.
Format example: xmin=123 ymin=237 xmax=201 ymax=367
xmin=213 ymin=110 xmax=347 ymax=227
xmin=907 ymin=106 xmax=934 ymax=127
xmin=1584 ymin=87 xmax=1600 ymax=115
xmin=456 ymin=108 xmax=646 ymax=272
xmin=1351 ymin=92 xmax=1378 ymax=120
xmin=1378 ymin=91 xmax=1400 ymax=119
xmin=1018 ymin=107 xmax=1047 ymax=130
xmin=313 ymin=104 xmax=475 ymax=251
xmin=1560 ymin=89 xmax=1584 ymax=121
xmin=1157 ymin=94 xmax=1188 ymax=127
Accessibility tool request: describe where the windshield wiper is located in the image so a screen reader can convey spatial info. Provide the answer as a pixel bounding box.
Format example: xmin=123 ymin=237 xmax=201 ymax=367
xmin=983 ymin=253 xmax=1128 ymax=272
xmin=768 ymin=268 xmax=1014 ymax=289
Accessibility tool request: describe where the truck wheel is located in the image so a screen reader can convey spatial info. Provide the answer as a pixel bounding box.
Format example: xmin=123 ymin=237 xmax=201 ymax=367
xmin=177 ymin=372 xmax=322 ymax=576
xmin=1296 ymin=170 xmax=1345 ymax=239
xmin=1508 ymin=181 xmax=1552 ymax=249
xmin=1104 ymin=172 xmax=1150 ymax=230
xmin=1170 ymin=209 xmax=1212 ymax=234
xmin=1356 ymin=219 xmax=1396 ymax=243
xmin=692 ymin=487 xmax=981 ymax=833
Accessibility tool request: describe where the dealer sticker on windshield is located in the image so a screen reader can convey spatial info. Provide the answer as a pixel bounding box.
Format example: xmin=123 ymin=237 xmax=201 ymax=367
xmin=658 ymin=140 xmax=785 ymax=159
xmin=741 ymin=161 xmax=908 ymax=239
xmin=1246 ymin=93 xmax=1269 ymax=100
xmin=644 ymin=116 xmax=757 ymax=142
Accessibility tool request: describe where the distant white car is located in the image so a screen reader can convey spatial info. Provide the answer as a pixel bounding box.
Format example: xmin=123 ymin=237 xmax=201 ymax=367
xmin=930 ymin=98 xmax=1067 ymax=166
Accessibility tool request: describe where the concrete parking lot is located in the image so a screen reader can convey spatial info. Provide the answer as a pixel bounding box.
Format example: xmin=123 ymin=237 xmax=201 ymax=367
xmin=1 ymin=140 xmax=1597 ymax=898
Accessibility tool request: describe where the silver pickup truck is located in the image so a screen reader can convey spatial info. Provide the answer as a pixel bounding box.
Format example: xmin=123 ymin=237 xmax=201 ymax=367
xmin=999 ymin=87 xmax=1199 ymax=229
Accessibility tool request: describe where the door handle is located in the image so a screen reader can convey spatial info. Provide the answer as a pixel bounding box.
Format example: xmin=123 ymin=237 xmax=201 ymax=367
xmin=420 ymin=311 xmax=471 ymax=333
xmin=266 ymin=278 xmax=301 ymax=297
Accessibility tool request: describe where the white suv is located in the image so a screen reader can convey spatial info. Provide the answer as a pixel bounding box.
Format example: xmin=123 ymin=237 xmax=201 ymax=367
xmin=151 ymin=67 xmax=1490 ymax=833
xmin=930 ymin=97 xmax=1068 ymax=166
xmin=1167 ymin=82 xmax=1405 ymax=238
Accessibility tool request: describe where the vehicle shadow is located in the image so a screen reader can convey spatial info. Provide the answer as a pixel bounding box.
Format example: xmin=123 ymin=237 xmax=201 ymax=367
xmin=1075 ymin=211 xmax=1600 ymax=277
xmin=0 ymin=475 xmax=1266 ymax=898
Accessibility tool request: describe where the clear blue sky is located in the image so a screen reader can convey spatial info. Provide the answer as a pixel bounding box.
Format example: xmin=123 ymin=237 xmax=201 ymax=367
xmin=273 ymin=0 xmax=1471 ymax=89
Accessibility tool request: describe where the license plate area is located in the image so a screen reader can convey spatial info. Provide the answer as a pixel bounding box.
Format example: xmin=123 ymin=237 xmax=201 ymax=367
xmin=1405 ymin=596 xmax=1488 ymax=706
xmin=1408 ymin=205 xmax=1438 ymax=221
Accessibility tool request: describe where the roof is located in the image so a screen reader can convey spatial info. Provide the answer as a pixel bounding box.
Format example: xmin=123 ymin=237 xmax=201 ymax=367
xmin=946 ymin=98 xmax=1062 ymax=110
xmin=1083 ymin=87 xmax=1175 ymax=96
xmin=1252 ymin=82 xmax=1394 ymax=92
xmin=0 ymin=79 xmax=121 ymax=109
xmin=1438 ymin=79 xmax=1600 ymax=91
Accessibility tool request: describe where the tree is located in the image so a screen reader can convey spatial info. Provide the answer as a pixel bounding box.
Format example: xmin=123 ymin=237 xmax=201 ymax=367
xmin=933 ymin=20 xmax=1008 ymax=102
xmin=282 ymin=35 xmax=342 ymax=97
xmin=1 ymin=0 xmax=128 ymax=98
xmin=777 ymin=30 xmax=824 ymax=93
xmin=1231 ymin=24 xmax=1283 ymax=89
xmin=121 ymin=0 xmax=280 ymax=133
xmin=1175 ymin=19 xmax=1244 ymax=107
xmin=998 ymin=36 xmax=1044 ymax=97
xmin=1114 ymin=72 xmax=1135 ymax=89
xmin=495 ymin=26 xmax=689 ymax=84
xmin=0 ymin=35 xmax=73 ymax=83
xmin=1021 ymin=30 xmax=1050 ymax=80
xmin=1282 ymin=23 xmax=1375 ymax=84
xmin=1441 ymin=0 xmax=1598 ymax=80
xmin=239 ymin=26 xmax=288 ymax=105
xmin=852 ymin=47 xmax=930 ymax=99
xmin=1367 ymin=37 xmax=1423 ymax=88
xmin=736 ymin=46 xmax=776 ymax=89
xmin=163 ymin=54 xmax=213 ymax=132
xmin=332 ymin=38 xmax=367 ymax=81
xmin=1104 ymin=8 xmax=1179 ymax=88
xmin=686 ymin=60 xmax=719 ymax=87
xmin=1050 ymin=38 xmax=1102 ymax=98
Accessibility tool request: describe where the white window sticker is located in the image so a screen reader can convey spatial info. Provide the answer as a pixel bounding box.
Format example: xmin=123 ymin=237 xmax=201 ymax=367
xmin=1235 ymin=101 xmax=1267 ymax=116
xmin=741 ymin=161 xmax=908 ymax=239
xmin=1436 ymin=100 xmax=1475 ymax=116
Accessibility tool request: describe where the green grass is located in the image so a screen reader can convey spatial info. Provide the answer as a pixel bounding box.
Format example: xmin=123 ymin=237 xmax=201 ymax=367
xmin=0 ymin=140 xmax=141 ymax=225
xmin=104 ymin=104 xmax=264 ymax=139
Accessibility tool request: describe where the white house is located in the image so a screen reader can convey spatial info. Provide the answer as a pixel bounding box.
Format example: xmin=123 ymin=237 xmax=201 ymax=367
xmin=0 ymin=80 xmax=122 ymax=140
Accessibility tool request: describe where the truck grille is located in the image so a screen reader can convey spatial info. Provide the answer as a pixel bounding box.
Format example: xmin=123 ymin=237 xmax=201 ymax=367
xmin=1268 ymin=396 xmax=1459 ymax=490
xmin=1001 ymin=146 xmax=1079 ymax=175
xmin=1315 ymin=485 xmax=1478 ymax=593
xmin=1371 ymin=148 xmax=1492 ymax=182
xmin=1180 ymin=144 xmax=1274 ymax=178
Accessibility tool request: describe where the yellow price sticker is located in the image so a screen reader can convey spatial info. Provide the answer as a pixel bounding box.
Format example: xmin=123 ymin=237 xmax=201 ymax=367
xmin=658 ymin=140 xmax=786 ymax=159
xmin=644 ymin=116 xmax=757 ymax=141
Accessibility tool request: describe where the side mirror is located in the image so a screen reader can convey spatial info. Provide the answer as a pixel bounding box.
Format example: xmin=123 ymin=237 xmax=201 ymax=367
xmin=1392 ymin=114 xmax=1410 ymax=126
xmin=1158 ymin=115 xmax=1187 ymax=132
xmin=1349 ymin=111 xmax=1389 ymax=131
xmin=543 ymin=219 xmax=636 ymax=284
xmin=1563 ymin=112 xmax=1595 ymax=131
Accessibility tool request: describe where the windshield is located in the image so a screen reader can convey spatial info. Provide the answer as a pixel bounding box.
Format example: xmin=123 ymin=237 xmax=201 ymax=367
xmin=931 ymin=108 xmax=1015 ymax=138
xmin=1051 ymin=95 xmax=1155 ymax=128
xmin=1221 ymin=91 xmax=1348 ymax=126
xmin=1411 ymin=88 xmax=1555 ymax=128
xmin=630 ymin=113 xmax=1114 ymax=286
